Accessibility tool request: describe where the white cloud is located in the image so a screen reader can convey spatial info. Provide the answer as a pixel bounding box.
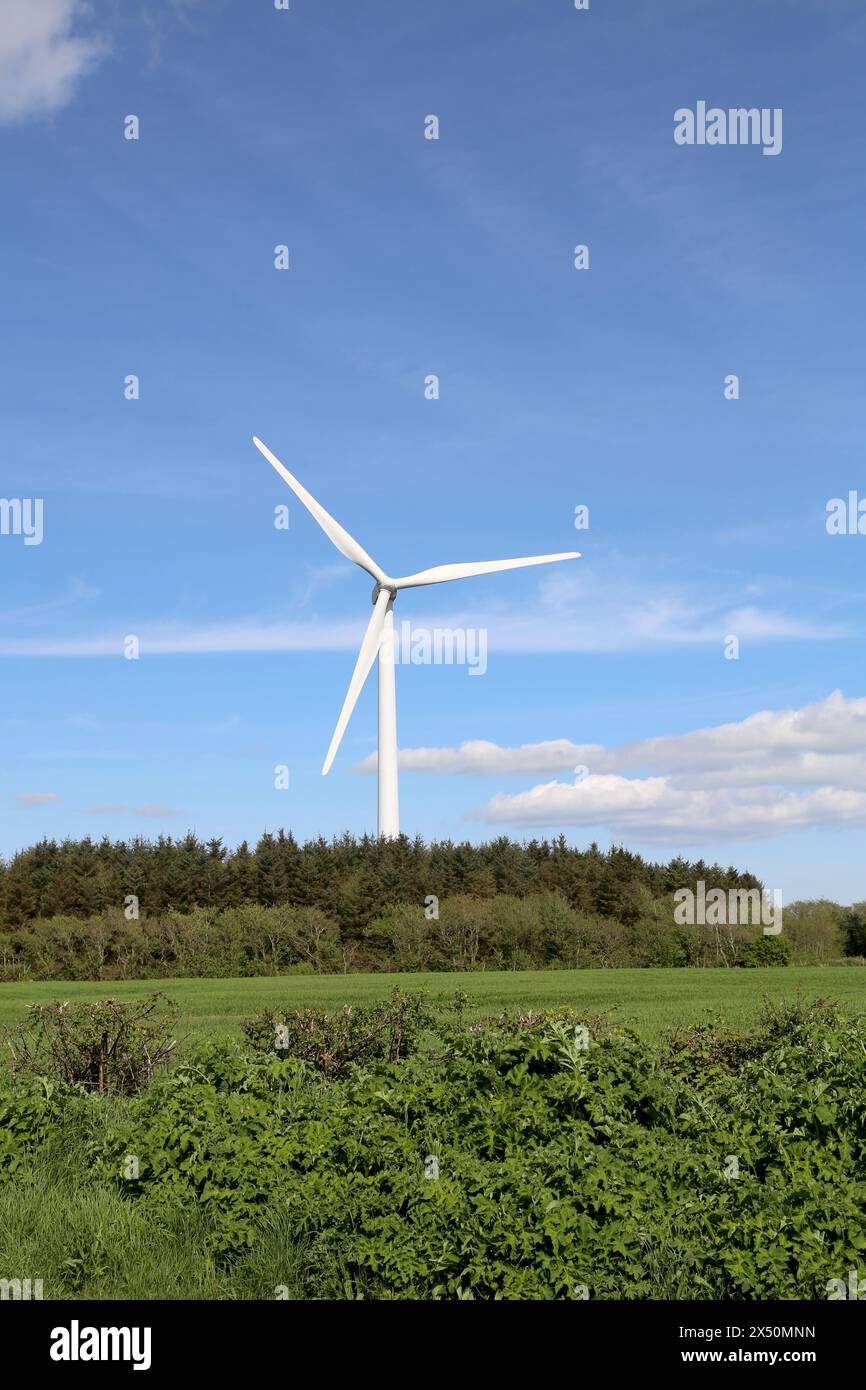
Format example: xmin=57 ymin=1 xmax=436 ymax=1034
xmin=0 ymin=0 xmax=107 ymax=123
xmin=476 ymin=778 xmax=866 ymax=841
xmin=355 ymin=691 xmax=866 ymax=842
xmin=355 ymin=738 xmax=603 ymax=777
xmin=365 ymin=691 xmax=865 ymax=777
xmin=16 ymin=791 xmax=61 ymax=806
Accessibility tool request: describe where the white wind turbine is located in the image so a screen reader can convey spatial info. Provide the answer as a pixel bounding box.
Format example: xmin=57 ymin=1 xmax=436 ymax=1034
xmin=253 ymin=436 xmax=580 ymax=838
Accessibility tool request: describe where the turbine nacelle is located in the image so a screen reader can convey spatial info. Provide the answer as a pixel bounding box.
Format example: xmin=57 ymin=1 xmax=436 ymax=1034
xmin=252 ymin=436 xmax=581 ymax=835
xmin=372 ymin=580 xmax=397 ymax=605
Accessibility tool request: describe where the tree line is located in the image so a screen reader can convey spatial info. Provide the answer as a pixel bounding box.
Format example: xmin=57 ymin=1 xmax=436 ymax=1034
xmin=0 ymin=831 xmax=761 ymax=928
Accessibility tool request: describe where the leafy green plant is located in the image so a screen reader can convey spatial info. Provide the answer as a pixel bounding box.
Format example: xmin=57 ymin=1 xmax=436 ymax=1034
xmin=0 ymin=1077 xmax=65 ymax=1180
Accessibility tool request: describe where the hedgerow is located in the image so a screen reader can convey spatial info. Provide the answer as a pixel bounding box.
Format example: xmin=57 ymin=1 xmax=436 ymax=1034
xmin=1 ymin=997 xmax=864 ymax=1299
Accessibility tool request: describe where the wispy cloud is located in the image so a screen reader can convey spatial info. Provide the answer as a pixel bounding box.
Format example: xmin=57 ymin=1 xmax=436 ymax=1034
xmin=3 ymin=580 xmax=101 ymax=626
xmin=0 ymin=617 xmax=365 ymax=657
xmin=86 ymin=803 xmax=179 ymax=819
xmin=25 ymin=750 xmax=137 ymax=761
xmin=0 ymin=569 xmax=843 ymax=658
xmin=15 ymin=791 xmax=61 ymax=807
xmin=206 ymin=715 xmax=241 ymax=733
xmin=0 ymin=0 xmax=107 ymax=124
xmin=298 ymin=562 xmax=355 ymax=607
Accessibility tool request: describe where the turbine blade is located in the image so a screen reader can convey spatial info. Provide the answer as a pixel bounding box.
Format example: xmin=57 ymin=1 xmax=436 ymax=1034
xmin=393 ymin=551 xmax=580 ymax=589
xmin=322 ymin=589 xmax=391 ymax=775
xmin=252 ymin=436 xmax=386 ymax=583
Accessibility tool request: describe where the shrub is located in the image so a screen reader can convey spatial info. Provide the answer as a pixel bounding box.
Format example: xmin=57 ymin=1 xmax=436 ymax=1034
xmin=481 ymin=1004 xmax=611 ymax=1039
xmin=241 ymin=987 xmax=433 ymax=1076
xmin=842 ymin=903 xmax=866 ymax=958
xmin=4 ymin=994 xmax=179 ymax=1095
xmin=739 ymin=934 xmax=791 ymax=968
xmin=782 ymin=899 xmax=847 ymax=964
xmin=362 ymin=904 xmax=447 ymax=972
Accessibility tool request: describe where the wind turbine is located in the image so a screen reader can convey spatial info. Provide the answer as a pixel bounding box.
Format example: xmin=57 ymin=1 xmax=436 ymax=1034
xmin=253 ymin=436 xmax=580 ymax=838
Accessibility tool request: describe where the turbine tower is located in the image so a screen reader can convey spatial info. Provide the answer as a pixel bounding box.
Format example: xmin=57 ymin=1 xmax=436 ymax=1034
xmin=253 ymin=437 xmax=580 ymax=838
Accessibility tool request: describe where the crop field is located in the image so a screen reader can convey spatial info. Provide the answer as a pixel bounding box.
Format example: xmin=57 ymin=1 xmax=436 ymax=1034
xmin=1 ymin=964 xmax=865 ymax=1047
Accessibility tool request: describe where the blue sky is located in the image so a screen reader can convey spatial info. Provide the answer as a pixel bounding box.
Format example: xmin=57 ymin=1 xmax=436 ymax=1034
xmin=1 ymin=0 xmax=865 ymax=902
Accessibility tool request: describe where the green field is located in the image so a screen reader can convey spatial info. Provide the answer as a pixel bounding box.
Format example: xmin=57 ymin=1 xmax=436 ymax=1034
xmin=2 ymin=964 xmax=864 ymax=1044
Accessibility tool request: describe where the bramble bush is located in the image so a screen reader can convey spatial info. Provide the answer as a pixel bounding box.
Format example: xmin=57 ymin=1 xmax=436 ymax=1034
xmin=3 ymin=993 xmax=178 ymax=1094
xmin=241 ymin=987 xmax=434 ymax=1076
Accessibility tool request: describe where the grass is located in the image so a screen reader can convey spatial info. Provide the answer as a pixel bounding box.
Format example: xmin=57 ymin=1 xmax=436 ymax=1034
xmin=0 ymin=1091 xmax=343 ymax=1300
xmin=1 ymin=964 xmax=864 ymax=1045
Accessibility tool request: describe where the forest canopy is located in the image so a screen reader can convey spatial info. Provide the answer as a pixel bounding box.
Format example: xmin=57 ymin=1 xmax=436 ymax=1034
xmin=0 ymin=831 xmax=760 ymax=928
